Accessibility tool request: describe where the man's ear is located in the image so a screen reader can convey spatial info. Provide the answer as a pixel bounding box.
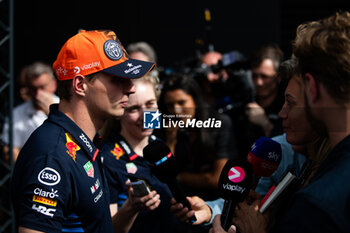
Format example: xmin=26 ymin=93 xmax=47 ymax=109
xmin=72 ymin=75 xmax=86 ymax=97
xmin=304 ymin=73 xmax=319 ymax=102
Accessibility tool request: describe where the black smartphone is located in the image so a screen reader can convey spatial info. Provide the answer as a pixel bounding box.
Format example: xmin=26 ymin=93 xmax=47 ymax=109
xmin=130 ymin=180 xmax=151 ymax=197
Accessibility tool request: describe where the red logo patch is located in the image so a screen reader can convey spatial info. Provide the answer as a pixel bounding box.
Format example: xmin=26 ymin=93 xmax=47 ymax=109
xmin=111 ymin=143 xmax=124 ymax=160
xmin=65 ymin=133 xmax=80 ymax=161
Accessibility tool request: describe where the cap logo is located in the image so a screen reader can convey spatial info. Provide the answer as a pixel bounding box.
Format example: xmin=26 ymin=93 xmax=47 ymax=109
xmin=124 ymin=63 xmax=142 ymax=75
xmin=74 ymin=66 xmax=80 ymax=74
xmin=104 ymin=39 xmax=123 ymax=61
xmin=55 ymin=67 xmax=68 ymax=77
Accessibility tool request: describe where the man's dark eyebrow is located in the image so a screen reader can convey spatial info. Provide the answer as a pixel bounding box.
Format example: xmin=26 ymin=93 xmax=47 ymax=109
xmin=285 ymin=93 xmax=296 ymax=99
xmin=146 ymin=98 xmax=157 ymax=103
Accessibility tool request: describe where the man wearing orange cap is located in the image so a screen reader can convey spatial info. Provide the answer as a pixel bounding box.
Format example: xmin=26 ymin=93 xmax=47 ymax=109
xmin=11 ymin=30 xmax=160 ymax=233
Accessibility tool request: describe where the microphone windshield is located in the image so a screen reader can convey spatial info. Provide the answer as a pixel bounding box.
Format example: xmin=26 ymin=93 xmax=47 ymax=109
xmin=218 ymin=160 xmax=253 ymax=201
xmin=143 ymin=140 xmax=177 ymax=182
xmin=143 ymin=139 xmax=198 ymax=224
xmin=247 ymin=136 xmax=282 ymax=177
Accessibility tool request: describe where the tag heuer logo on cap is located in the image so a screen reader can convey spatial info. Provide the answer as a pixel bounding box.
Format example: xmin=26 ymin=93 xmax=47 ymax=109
xmin=104 ymin=40 xmax=123 ymax=61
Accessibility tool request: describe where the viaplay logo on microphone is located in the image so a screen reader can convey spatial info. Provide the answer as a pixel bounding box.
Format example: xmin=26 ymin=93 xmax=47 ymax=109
xmin=143 ymin=110 xmax=222 ymax=129
xmin=222 ymin=166 xmax=247 ymax=194
xmin=219 ymin=160 xmax=252 ymax=200
xmin=228 ymin=166 xmax=245 ymax=183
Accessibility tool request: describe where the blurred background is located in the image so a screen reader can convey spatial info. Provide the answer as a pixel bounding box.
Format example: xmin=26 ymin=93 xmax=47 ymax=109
xmin=15 ymin=0 xmax=350 ymax=70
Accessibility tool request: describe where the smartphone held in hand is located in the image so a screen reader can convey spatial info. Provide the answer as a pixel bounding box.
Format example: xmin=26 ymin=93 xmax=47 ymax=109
xmin=130 ymin=180 xmax=151 ymax=197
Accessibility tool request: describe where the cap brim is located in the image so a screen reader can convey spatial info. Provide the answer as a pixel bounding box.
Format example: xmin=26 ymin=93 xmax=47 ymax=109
xmin=103 ymin=59 xmax=155 ymax=79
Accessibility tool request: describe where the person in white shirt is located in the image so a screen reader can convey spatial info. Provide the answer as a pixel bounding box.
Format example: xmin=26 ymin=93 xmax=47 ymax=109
xmin=1 ymin=62 xmax=59 ymax=162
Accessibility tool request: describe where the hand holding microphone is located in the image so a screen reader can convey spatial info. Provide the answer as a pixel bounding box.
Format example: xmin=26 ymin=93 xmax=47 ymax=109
xmin=218 ymin=136 xmax=282 ymax=231
xmin=170 ymin=196 xmax=211 ymax=225
xmin=218 ymin=160 xmax=253 ymax=231
xmin=143 ymin=140 xmax=197 ymax=223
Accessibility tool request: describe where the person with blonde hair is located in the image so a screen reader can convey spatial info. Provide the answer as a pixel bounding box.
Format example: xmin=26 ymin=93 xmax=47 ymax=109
xmin=101 ymin=73 xmax=190 ymax=233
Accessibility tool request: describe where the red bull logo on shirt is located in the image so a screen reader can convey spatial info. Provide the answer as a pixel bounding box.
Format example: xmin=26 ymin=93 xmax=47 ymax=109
xmin=111 ymin=143 xmax=124 ymax=160
xmin=65 ymin=133 xmax=81 ymax=161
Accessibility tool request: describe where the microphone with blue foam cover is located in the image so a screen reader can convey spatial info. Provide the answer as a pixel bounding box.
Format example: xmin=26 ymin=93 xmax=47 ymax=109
xmin=247 ymin=136 xmax=282 ymax=188
xmin=218 ymin=136 xmax=281 ymax=230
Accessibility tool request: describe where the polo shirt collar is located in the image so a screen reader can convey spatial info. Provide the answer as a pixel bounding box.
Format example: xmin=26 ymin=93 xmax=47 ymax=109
xmin=114 ymin=133 xmax=157 ymax=161
xmin=48 ymin=104 xmax=99 ymax=161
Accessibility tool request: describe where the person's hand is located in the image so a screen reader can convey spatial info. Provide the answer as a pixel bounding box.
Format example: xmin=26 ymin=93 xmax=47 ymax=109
xmin=245 ymin=102 xmax=269 ymax=126
xmin=246 ymin=189 xmax=261 ymax=205
xmin=232 ymin=198 xmax=267 ymax=233
xmin=245 ymin=102 xmax=273 ymax=135
xmin=209 ymin=215 xmax=237 ymax=233
xmin=170 ymin=196 xmax=211 ymax=225
xmin=125 ymin=180 xmax=160 ymax=212
xmin=34 ymin=89 xmax=55 ymax=115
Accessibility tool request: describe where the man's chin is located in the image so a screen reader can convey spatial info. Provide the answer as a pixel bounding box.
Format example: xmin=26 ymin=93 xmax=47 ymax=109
xmin=111 ymin=109 xmax=125 ymax=118
xmin=291 ymin=144 xmax=308 ymax=154
xmin=304 ymin=95 xmax=328 ymax=137
xmin=141 ymin=128 xmax=153 ymax=134
xmin=256 ymin=90 xmax=272 ymax=99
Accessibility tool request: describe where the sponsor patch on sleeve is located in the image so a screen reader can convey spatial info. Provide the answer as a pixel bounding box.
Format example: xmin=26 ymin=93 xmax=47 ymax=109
xmin=32 ymin=195 xmax=57 ymax=207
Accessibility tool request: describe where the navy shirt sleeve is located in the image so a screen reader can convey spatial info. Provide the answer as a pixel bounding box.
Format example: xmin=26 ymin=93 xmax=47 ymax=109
xmin=13 ymin=143 xmax=71 ymax=232
xmin=12 ymin=105 xmax=115 ymax=233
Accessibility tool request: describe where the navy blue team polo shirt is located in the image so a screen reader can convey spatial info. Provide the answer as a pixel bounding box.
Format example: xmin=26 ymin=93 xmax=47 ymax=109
xmin=11 ymin=104 xmax=113 ymax=233
xmin=101 ymin=133 xmax=190 ymax=233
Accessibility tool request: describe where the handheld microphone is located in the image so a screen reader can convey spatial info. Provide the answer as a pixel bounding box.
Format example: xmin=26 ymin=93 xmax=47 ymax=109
xmin=143 ymin=140 xmax=197 ymax=223
xmin=218 ymin=159 xmax=253 ymax=231
xmin=247 ymin=136 xmax=282 ymax=187
xmin=218 ymin=137 xmax=281 ymax=230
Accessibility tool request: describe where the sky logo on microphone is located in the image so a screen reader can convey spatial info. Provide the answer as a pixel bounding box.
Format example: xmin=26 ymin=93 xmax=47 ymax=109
xmin=143 ymin=110 xmax=162 ymax=129
xmin=228 ymin=166 xmax=245 ymax=183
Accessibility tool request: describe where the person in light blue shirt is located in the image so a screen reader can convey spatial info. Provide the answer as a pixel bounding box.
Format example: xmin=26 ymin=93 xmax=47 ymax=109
xmin=170 ymin=133 xmax=307 ymax=225
xmin=205 ymin=133 xmax=306 ymax=224
xmin=255 ymin=133 xmax=306 ymax=197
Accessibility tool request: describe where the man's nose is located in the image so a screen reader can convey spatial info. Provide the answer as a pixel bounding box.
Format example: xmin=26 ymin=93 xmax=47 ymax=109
xmin=278 ymin=105 xmax=287 ymax=119
xmin=124 ymin=80 xmax=136 ymax=96
xmin=174 ymin=105 xmax=183 ymax=114
xmin=256 ymin=77 xmax=264 ymax=86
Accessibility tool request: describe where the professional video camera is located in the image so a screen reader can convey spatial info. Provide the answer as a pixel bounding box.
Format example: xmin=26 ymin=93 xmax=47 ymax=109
xmin=190 ymin=50 xmax=255 ymax=112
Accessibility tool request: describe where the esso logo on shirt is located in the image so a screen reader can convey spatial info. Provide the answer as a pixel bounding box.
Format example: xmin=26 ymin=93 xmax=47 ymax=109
xmin=38 ymin=167 xmax=61 ymax=186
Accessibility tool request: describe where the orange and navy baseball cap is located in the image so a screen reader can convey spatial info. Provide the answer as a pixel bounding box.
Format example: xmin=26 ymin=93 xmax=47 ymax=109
xmin=53 ymin=30 xmax=155 ymax=80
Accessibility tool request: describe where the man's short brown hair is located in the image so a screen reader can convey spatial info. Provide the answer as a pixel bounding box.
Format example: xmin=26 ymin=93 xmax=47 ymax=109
xmin=293 ymin=11 xmax=350 ymax=104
